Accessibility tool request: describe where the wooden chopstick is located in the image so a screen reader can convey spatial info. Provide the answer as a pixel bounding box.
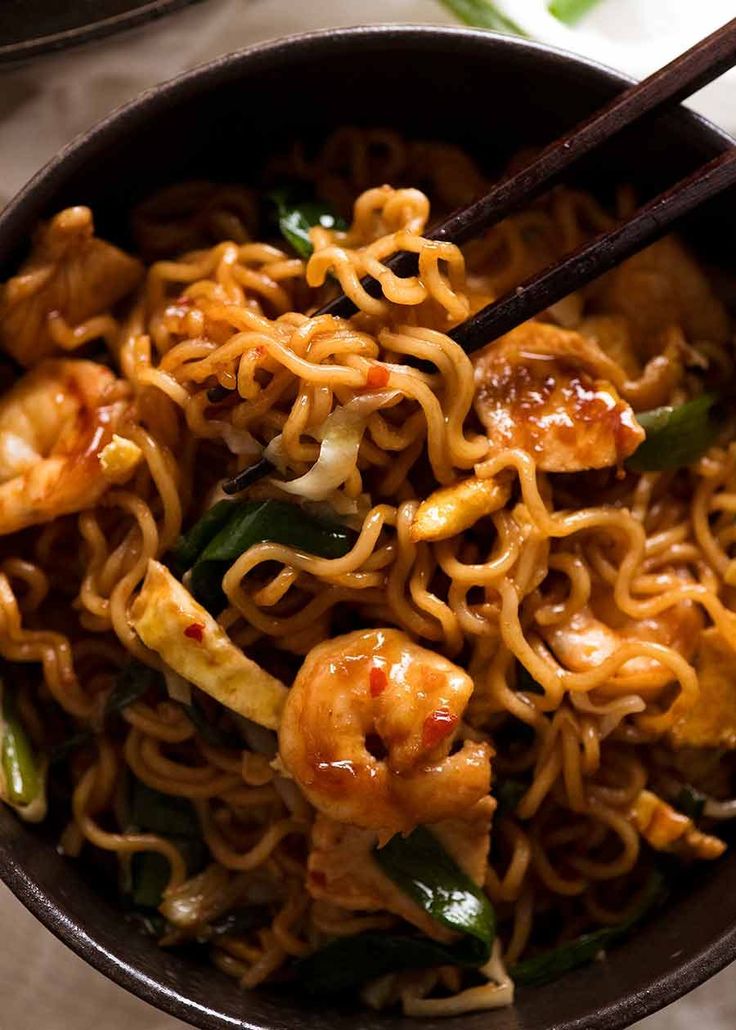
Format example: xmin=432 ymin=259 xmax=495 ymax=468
xmin=208 ymin=17 xmax=736 ymax=410
xmin=314 ymin=16 xmax=736 ymax=322
xmin=451 ymin=146 xmax=736 ymax=352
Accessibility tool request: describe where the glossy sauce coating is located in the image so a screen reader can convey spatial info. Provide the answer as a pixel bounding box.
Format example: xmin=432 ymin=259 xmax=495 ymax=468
xmin=278 ymin=627 xmax=492 ymax=838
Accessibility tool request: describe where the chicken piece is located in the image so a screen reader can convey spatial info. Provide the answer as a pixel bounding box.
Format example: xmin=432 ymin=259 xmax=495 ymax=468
xmin=308 ymin=800 xmax=493 ymax=941
xmin=578 ymin=315 xmax=641 ymax=378
xmin=631 ymin=789 xmax=725 ymax=860
xmin=473 ymin=322 xmax=644 ymax=472
xmin=0 ymin=206 xmax=143 ymax=367
xmin=0 ymin=358 xmax=130 ymax=535
xmin=131 ymin=560 xmax=287 ymax=730
xmin=279 ymin=628 xmax=492 ymax=839
xmin=541 ymin=581 xmax=703 ymax=692
xmin=670 ymin=627 xmax=736 ymax=749
xmin=587 ymin=236 xmax=730 ymax=353
xmin=410 ymin=475 xmax=511 ymax=543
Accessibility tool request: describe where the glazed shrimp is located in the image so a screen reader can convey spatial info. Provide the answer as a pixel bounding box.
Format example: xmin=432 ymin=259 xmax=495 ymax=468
xmin=278 ymin=627 xmax=492 ymax=838
xmin=0 ymin=359 xmax=132 ymax=535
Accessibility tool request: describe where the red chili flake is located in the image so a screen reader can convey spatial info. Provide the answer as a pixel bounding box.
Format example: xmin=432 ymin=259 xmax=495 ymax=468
xmin=310 ymin=870 xmax=327 ymax=888
xmin=365 ymin=366 xmax=390 ymax=389
xmin=176 ymin=294 xmax=193 ymax=306
xmin=184 ymin=622 xmax=204 ymax=642
xmin=369 ymin=666 xmax=388 ymax=697
xmin=422 ymin=708 xmax=458 ymax=749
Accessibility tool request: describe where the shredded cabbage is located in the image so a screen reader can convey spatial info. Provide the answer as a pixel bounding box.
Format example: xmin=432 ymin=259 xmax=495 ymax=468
xmin=265 ymin=390 xmax=398 ymax=501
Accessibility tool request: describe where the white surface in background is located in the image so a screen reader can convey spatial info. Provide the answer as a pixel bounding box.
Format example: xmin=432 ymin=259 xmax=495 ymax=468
xmin=0 ymin=0 xmax=735 ymax=1027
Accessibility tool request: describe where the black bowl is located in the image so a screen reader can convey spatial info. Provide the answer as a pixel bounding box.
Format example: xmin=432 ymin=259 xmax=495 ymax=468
xmin=1 ymin=24 xmax=735 ymax=1030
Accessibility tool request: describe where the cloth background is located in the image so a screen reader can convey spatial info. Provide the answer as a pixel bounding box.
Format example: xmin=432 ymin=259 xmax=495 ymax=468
xmin=0 ymin=0 xmax=734 ymax=1026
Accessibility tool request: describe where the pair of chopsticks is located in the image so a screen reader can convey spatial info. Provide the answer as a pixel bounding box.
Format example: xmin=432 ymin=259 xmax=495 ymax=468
xmin=315 ymin=16 xmax=736 ymax=352
xmin=218 ymin=17 xmax=736 ymax=494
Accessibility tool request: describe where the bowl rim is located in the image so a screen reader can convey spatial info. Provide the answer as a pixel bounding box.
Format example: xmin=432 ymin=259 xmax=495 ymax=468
xmin=1 ymin=22 xmax=736 ymax=1030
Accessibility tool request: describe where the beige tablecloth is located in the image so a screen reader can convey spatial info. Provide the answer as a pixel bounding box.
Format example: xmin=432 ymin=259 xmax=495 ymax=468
xmin=0 ymin=1 xmax=735 ymax=1026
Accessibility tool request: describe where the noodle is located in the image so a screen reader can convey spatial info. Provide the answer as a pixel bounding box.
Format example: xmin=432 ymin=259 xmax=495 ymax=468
xmin=0 ymin=127 xmax=734 ymax=1016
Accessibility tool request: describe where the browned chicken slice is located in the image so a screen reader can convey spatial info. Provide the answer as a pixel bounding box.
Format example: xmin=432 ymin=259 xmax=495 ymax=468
xmin=541 ymin=581 xmax=703 ymax=691
xmin=0 ymin=206 xmax=143 ymax=366
xmin=308 ymin=798 xmax=494 ymax=942
xmin=670 ymin=627 xmax=736 ymax=749
xmin=473 ymin=322 xmax=644 ymax=472
xmin=586 ymin=236 xmax=730 ymax=353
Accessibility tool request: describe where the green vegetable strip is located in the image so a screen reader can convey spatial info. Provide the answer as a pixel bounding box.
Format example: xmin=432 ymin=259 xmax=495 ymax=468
xmin=374 ymin=826 xmax=495 ymax=948
xmin=627 ymin=394 xmax=720 ymax=472
xmin=270 ymin=191 xmax=346 ymax=259
xmin=495 ymin=778 xmax=527 ymax=816
xmin=674 ymin=784 xmax=707 ymax=821
xmin=548 ymin=0 xmax=603 ymax=25
xmin=1 ymin=684 xmax=41 ymax=807
xmin=52 ymin=660 xmax=159 ymax=764
xmin=170 ymin=500 xmax=234 ymax=575
xmin=511 ymin=869 xmax=667 ymax=986
xmin=438 ymin=0 xmax=527 ymax=35
xmin=127 ymin=780 xmax=205 ymax=909
xmin=178 ymin=499 xmax=355 ymax=612
xmin=130 ymin=780 xmax=200 ymax=838
xmin=296 ymin=930 xmax=489 ymax=995
xmin=105 ymin=661 xmax=160 ymax=718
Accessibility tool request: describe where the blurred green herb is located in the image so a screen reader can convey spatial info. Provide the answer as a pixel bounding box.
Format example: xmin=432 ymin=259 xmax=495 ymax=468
xmin=548 ymin=0 xmax=603 ymax=25
xmin=439 ymin=0 xmax=527 ymax=35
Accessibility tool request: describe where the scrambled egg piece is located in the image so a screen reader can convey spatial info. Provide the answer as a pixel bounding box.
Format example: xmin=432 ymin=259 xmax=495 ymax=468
xmin=131 ymin=560 xmax=287 ymax=730
xmin=670 ymin=627 xmax=736 ymax=750
xmin=473 ymin=322 xmax=644 ymax=472
xmin=631 ymin=789 xmax=725 ymax=860
xmin=410 ymin=475 xmax=511 ymax=543
xmin=99 ymin=435 xmax=143 ymax=484
xmin=309 ymin=799 xmax=493 ymax=941
xmin=0 ymin=206 xmax=143 ymax=367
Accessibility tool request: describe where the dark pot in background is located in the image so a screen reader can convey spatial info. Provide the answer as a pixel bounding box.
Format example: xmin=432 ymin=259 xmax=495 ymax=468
xmin=1 ymin=25 xmax=735 ymax=1030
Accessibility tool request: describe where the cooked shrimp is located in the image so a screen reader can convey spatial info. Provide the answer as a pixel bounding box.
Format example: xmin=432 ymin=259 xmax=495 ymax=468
xmin=541 ymin=583 xmax=703 ymax=693
xmin=473 ymin=322 xmax=644 ymax=472
xmin=278 ymin=628 xmax=493 ymax=838
xmin=0 ymin=359 xmax=131 ymax=535
xmin=0 ymin=206 xmax=142 ymax=367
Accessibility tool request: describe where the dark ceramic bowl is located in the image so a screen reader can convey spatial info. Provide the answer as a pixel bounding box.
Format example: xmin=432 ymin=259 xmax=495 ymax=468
xmin=1 ymin=24 xmax=735 ymax=1030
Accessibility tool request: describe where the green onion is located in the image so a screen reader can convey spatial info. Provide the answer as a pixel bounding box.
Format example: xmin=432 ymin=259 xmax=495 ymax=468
xmin=170 ymin=499 xmax=234 ymax=575
xmin=182 ymin=695 xmax=241 ymax=750
xmin=51 ymin=660 xmax=160 ymax=764
xmin=130 ymin=780 xmax=200 ymax=838
xmin=174 ymin=499 xmax=355 ymax=612
xmin=511 ymin=869 xmax=667 ymax=986
xmin=270 ymin=191 xmax=346 ymax=260
xmin=297 ymin=827 xmax=496 ymax=994
xmin=495 ymin=778 xmax=527 ymax=815
xmin=296 ymin=930 xmax=488 ymax=994
xmin=674 ymin=784 xmax=707 ymax=821
xmin=127 ymin=780 xmax=205 ymax=909
xmin=548 ymin=0 xmax=603 ymax=25
xmin=0 ymin=682 xmax=43 ymax=810
xmin=105 ymin=661 xmax=160 ymax=718
xmin=438 ymin=0 xmax=527 ymax=35
xmin=627 ymin=394 xmax=720 ymax=472
xmin=375 ymin=825 xmax=495 ymax=947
